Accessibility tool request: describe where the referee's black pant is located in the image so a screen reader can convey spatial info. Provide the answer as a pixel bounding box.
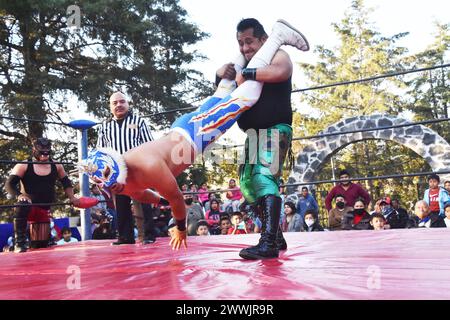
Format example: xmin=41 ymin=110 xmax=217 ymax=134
xmin=114 ymin=194 xmax=155 ymax=242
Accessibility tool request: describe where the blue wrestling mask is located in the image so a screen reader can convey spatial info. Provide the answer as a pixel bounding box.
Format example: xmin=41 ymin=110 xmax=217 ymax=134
xmin=78 ymin=148 xmax=127 ymax=190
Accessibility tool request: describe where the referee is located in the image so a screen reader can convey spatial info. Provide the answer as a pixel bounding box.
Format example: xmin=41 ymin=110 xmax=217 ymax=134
xmin=97 ymin=91 xmax=156 ymax=245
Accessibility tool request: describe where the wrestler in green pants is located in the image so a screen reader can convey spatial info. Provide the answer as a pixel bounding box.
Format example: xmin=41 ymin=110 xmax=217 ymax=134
xmin=239 ymin=123 xmax=292 ymax=259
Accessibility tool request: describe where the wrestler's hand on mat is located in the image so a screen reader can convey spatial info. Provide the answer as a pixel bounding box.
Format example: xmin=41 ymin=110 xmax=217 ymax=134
xmin=169 ymin=226 xmax=187 ymax=250
xmin=111 ymin=182 xmax=124 ymax=193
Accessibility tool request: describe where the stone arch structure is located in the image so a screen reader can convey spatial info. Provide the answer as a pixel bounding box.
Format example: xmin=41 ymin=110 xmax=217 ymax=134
xmin=287 ymin=113 xmax=450 ymax=197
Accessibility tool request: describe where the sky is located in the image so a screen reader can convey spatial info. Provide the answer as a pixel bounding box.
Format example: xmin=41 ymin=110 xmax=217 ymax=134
xmin=63 ymin=0 xmax=449 ymax=143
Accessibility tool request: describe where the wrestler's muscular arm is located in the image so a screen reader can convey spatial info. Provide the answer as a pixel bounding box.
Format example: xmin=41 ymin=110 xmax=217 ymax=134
xmin=236 ymin=49 xmax=293 ymax=85
xmin=9 ymin=164 xmax=30 ymax=202
xmin=150 ymin=163 xmax=187 ymax=250
xmin=56 ymin=164 xmax=80 ymax=207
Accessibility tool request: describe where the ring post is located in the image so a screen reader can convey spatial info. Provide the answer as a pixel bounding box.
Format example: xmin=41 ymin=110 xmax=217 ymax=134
xmin=69 ymin=119 xmax=98 ymax=241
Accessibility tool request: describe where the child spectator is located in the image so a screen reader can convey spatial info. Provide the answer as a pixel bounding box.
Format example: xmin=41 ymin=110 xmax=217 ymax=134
xmin=223 ymin=179 xmax=243 ymax=213
xmin=342 ymin=198 xmax=372 ymax=230
xmin=228 ymin=212 xmax=248 ymax=235
xmin=302 ymin=210 xmax=324 ymax=232
xmin=56 ymin=227 xmax=78 ymax=245
xmin=196 ymin=220 xmax=210 ymax=236
xmin=205 ymin=199 xmax=224 ymax=228
xmin=198 ymin=183 xmax=210 ymax=207
xmin=185 ymin=194 xmax=205 ymax=236
xmin=92 ymin=217 xmax=116 ymax=240
xmin=281 ymin=201 xmax=302 ymax=232
xmin=423 ymin=174 xmax=450 ymax=217
xmin=241 ymin=208 xmax=255 ymax=234
xmin=328 ymin=194 xmax=353 ymax=230
xmin=219 ymin=216 xmax=232 ymax=235
xmin=445 ymin=203 xmax=450 ymax=228
xmin=370 ymin=213 xmax=386 ymax=230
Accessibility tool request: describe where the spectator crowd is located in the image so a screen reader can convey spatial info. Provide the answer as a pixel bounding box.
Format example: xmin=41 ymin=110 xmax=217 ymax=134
xmin=4 ymin=169 xmax=450 ymax=252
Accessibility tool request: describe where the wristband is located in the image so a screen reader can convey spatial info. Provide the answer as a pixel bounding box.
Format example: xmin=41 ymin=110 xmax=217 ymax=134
xmin=176 ymin=218 xmax=186 ymax=231
xmin=241 ymin=68 xmax=257 ymax=81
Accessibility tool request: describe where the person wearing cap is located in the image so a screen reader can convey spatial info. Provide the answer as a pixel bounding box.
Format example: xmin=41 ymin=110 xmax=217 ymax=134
xmin=5 ymin=138 xmax=80 ymax=253
xmin=325 ymin=169 xmax=371 ymax=212
xmin=422 ymin=174 xmax=450 ymax=217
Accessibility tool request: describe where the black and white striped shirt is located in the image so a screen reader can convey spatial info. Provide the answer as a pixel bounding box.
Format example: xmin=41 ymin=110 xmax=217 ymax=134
xmin=96 ymin=113 xmax=154 ymax=154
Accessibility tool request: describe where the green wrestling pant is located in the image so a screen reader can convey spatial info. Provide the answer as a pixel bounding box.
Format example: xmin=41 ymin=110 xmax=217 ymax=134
xmin=239 ymin=123 xmax=292 ymax=204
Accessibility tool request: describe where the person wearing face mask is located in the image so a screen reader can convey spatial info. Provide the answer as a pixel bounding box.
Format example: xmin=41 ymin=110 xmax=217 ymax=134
xmin=328 ymin=194 xmax=353 ymax=231
xmin=184 ymin=194 xmax=205 ymax=236
xmin=5 ymin=138 xmax=80 ymax=252
xmin=341 ymin=198 xmax=372 ymax=230
xmin=325 ymin=170 xmax=371 ymax=213
xmin=302 ymin=210 xmax=324 ymax=232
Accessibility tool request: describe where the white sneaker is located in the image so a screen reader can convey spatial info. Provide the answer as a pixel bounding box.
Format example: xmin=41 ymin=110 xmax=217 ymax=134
xmin=272 ymin=19 xmax=310 ymax=51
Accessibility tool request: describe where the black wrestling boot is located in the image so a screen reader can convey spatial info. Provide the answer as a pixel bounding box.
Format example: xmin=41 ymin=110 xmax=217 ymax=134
xmin=252 ymin=200 xmax=287 ymax=251
xmin=276 ymin=225 xmax=288 ymax=251
xmin=13 ymin=218 xmax=28 ymax=253
xmin=239 ymin=195 xmax=281 ymax=260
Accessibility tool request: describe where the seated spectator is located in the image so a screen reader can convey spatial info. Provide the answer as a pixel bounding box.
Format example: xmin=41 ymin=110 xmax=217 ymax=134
xmin=342 ymin=198 xmax=372 ymax=230
xmin=370 ymin=213 xmax=386 ymax=230
xmin=197 ymin=183 xmax=210 ymax=207
xmin=302 ymin=210 xmax=324 ymax=232
xmin=241 ymin=208 xmax=255 ymax=234
xmin=445 ymin=203 xmax=450 ymax=228
xmin=223 ymin=179 xmax=243 ymax=213
xmin=56 ymin=227 xmax=78 ymax=245
xmin=91 ymin=218 xmax=100 ymax=236
xmin=203 ymin=192 xmax=217 ymax=212
xmin=90 ymin=184 xmax=107 ymax=211
xmin=296 ymin=186 xmax=319 ymax=220
xmin=412 ymin=200 xmax=446 ymax=228
xmin=325 ymin=169 xmax=371 ymax=212
xmin=328 ymin=194 xmax=353 ymax=231
xmin=153 ymin=205 xmax=172 ymax=237
xmin=281 ymin=201 xmax=302 ymax=232
xmin=196 ymin=220 xmax=210 ymax=236
xmin=391 ymin=198 xmax=410 ymax=228
xmin=444 ymin=180 xmax=450 ymax=195
xmin=92 ymin=217 xmax=116 ymax=240
xmin=228 ymin=212 xmax=248 ymax=235
xmin=369 ymin=198 xmax=382 ymax=215
xmin=205 ymin=199 xmax=224 ymax=228
xmin=4 ymin=236 xmax=15 ymax=252
xmin=185 ymin=194 xmax=205 ymax=236
xmin=423 ymin=173 xmax=450 ymax=217
xmin=219 ymin=216 xmax=232 ymax=235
